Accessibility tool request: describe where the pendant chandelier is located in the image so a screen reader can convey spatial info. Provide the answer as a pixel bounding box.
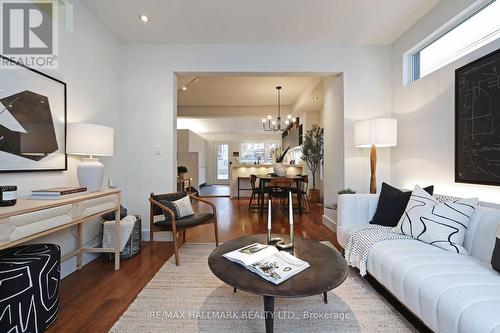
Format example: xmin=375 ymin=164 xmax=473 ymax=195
xmin=262 ymin=86 xmax=295 ymax=132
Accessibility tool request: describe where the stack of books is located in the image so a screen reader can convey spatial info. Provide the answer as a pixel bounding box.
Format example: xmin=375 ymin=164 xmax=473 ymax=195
xmin=30 ymin=187 xmax=87 ymax=200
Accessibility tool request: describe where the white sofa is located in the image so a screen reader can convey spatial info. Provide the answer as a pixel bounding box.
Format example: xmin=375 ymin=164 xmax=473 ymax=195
xmin=337 ymin=194 xmax=500 ymax=333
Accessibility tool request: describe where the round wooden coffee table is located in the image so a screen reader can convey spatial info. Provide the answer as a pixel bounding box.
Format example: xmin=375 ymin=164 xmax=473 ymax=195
xmin=208 ymin=234 xmax=348 ymax=333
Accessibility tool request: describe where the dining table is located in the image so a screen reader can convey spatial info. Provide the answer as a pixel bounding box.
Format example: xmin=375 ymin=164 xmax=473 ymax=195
xmin=257 ymin=174 xmax=304 ymax=215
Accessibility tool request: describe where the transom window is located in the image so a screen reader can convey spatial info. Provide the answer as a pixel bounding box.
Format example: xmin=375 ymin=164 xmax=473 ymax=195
xmin=239 ymin=142 xmax=278 ymax=164
xmin=405 ymin=0 xmax=500 ymax=84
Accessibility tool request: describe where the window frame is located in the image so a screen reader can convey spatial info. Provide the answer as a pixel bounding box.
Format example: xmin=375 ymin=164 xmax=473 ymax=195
xmin=403 ymin=0 xmax=498 ymax=85
xmin=239 ymin=141 xmax=279 ymax=164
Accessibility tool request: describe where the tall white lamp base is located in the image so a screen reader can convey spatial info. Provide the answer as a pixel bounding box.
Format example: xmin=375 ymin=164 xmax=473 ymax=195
xmin=77 ymin=158 xmax=104 ymax=192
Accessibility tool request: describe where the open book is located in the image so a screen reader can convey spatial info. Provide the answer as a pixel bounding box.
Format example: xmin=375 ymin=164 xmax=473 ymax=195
xmin=223 ymin=243 xmax=310 ymax=285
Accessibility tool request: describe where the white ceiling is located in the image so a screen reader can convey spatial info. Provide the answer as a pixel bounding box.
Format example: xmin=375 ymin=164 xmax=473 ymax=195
xmin=176 ymin=75 xmax=325 ymax=134
xmin=177 ymin=75 xmax=318 ymax=106
xmin=82 ymin=0 xmax=440 ymax=44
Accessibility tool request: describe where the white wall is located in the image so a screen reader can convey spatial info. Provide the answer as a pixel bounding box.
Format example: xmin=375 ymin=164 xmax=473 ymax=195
xmin=322 ymin=76 xmax=344 ymax=224
xmin=0 ymin=0 xmax=121 ymax=277
xmin=177 ymin=129 xmax=206 ymax=188
xmin=391 ymin=0 xmax=500 ymax=203
xmin=118 ymin=44 xmax=392 ymax=230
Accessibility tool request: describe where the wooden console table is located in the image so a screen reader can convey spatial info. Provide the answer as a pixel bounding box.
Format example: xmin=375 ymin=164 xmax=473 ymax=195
xmin=0 ymin=189 xmax=122 ymax=270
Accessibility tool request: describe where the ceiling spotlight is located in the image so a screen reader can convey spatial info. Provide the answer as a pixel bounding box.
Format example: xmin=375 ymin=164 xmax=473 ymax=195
xmin=182 ymin=86 xmax=187 ymax=91
xmin=312 ymin=96 xmax=320 ymax=100
xmin=139 ymin=14 xmax=150 ymax=23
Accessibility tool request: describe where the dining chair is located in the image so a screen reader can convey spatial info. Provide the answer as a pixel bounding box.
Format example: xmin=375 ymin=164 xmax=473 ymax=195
xmin=248 ymin=174 xmax=263 ymax=212
xmin=149 ymin=192 xmax=218 ymax=266
xmin=268 ymin=177 xmax=294 ymax=209
xmin=298 ymin=175 xmax=311 ymax=213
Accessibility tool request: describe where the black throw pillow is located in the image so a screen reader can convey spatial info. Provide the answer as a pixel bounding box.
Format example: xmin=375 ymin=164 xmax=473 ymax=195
xmin=370 ymin=182 xmax=434 ymax=227
xmin=492 ymin=225 xmax=500 ymax=273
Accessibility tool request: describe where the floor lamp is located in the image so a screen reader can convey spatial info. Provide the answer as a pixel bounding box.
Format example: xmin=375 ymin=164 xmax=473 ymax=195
xmin=354 ymin=118 xmax=397 ymax=194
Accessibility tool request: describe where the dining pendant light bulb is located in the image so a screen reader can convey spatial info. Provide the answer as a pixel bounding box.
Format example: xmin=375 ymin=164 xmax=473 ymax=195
xmin=272 ymin=120 xmax=276 ymax=126
xmin=267 ymin=115 xmax=272 ymax=120
xmin=285 ymin=120 xmax=290 ymax=125
xmin=262 ymin=118 xmax=266 ymax=123
xmin=287 ymin=114 xmax=292 ymax=119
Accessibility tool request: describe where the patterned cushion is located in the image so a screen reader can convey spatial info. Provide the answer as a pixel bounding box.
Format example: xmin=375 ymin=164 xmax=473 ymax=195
xmin=370 ymin=182 xmax=434 ymax=227
xmin=492 ymin=224 xmax=500 ymax=273
xmin=154 ymin=213 xmax=214 ymax=229
xmin=393 ymin=185 xmax=478 ymax=254
xmin=158 ymin=193 xmax=194 ymax=220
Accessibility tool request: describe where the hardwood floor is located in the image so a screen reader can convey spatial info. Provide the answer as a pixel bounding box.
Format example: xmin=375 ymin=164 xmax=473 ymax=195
xmin=48 ymin=197 xmax=338 ymax=333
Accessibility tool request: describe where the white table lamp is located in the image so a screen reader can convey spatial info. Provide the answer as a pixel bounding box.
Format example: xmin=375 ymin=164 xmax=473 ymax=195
xmin=67 ymin=123 xmax=114 ymax=192
xmin=354 ymin=118 xmax=397 ymax=194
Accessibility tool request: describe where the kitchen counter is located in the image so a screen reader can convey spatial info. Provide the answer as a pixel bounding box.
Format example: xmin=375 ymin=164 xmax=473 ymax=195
xmin=230 ymin=164 xmax=303 ymax=199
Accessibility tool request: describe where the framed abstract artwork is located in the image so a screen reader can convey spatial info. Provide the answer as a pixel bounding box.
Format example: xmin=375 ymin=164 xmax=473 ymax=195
xmin=455 ymin=48 xmax=500 ymax=186
xmin=0 ymin=55 xmax=67 ymax=172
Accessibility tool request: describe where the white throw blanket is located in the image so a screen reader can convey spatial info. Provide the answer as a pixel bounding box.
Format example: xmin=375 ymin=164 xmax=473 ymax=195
xmin=102 ymin=215 xmax=137 ymax=251
xmin=344 ymin=225 xmax=412 ymax=276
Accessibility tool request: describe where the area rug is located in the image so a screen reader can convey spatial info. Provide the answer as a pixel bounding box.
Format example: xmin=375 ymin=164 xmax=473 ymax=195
xmin=110 ymin=244 xmax=416 ymax=333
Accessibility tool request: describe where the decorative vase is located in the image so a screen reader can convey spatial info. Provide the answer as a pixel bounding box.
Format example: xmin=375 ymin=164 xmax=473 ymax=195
xmin=77 ymin=158 xmax=104 ymax=192
xmin=273 ymin=162 xmax=286 ymax=176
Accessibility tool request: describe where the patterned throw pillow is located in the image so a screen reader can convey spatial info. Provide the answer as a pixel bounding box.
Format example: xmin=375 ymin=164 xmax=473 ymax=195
xmin=370 ymin=182 xmax=434 ymax=227
xmin=173 ymin=195 xmax=195 ymax=218
xmin=159 ymin=194 xmax=194 ymax=220
xmin=393 ymin=185 xmax=478 ymax=254
xmin=492 ymin=224 xmax=500 ymax=273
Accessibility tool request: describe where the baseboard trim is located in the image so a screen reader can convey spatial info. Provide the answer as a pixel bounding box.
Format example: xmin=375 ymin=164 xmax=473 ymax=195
xmin=322 ymin=215 xmax=337 ymax=232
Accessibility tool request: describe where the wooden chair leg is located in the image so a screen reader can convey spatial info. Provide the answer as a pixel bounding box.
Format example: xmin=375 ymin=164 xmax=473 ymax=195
xmin=182 ymin=229 xmax=186 ymax=243
xmin=150 ymin=229 xmax=153 ymax=255
xmin=173 ymin=231 xmax=180 ymax=266
xmin=150 ymin=204 xmax=154 ymax=255
xmin=248 ymin=192 xmax=254 ymax=209
xmin=214 ymin=216 xmax=219 ymax=247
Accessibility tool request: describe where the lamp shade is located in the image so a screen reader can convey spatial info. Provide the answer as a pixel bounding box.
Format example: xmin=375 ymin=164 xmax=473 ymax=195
xmin=354 ymin=118 xmax=397 ymax=148
xmin=67 ymin=123 xmax=114 ymax=156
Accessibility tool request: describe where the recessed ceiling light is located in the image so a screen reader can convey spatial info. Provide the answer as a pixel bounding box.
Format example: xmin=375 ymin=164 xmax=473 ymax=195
xmin=312 ymin=96 xmax=320 ymax=100
xmin=138 ymin=14 xmax=150 ymax=23
xmin=182 ymin=86 xmax=187 ymax=91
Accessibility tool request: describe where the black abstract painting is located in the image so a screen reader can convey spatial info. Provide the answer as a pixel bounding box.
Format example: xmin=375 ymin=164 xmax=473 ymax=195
xmin=455 ymin=48 xmax=500 ymax=186
xmin=0 ymin=55 xmax=66 ymax=172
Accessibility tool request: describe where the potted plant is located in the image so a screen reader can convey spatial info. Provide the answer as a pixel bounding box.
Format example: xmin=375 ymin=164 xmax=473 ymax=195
xmin=177 ymin=165 xmax=188 ymax=179
xmin=301 ymin=124 xmax=324 ymax=203
xmin=272 ymin=145 xmax=291 ymax=176
xmin=338 ymin=188 xmax=356 ymax=195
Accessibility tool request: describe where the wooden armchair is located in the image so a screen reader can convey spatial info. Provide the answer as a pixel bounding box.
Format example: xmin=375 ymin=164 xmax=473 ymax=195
xmin=149 ymin=192 xmax=219 ymax=266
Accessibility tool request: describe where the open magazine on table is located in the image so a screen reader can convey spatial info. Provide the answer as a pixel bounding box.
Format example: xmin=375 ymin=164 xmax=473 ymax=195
xmin=222 ymin=243 xmax=310 ymax=285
